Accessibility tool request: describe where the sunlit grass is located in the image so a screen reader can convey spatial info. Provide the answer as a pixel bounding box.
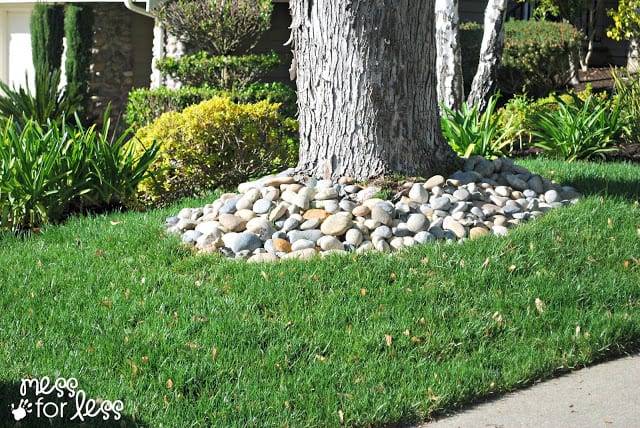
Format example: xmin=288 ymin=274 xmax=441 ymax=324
xmin=1 ymin=159 xmax=639 ymax=427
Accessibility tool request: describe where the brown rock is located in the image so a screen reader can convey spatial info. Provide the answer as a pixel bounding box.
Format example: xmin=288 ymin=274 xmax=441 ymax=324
xmin=273 ymin=238 xmax=292 ymax=253
xmin=470 ymin=227 xmax=490 ymax=239
xmin=262 ymin=176 xmax=295 ymax=187
xmin=218 ymin=214 xmax=246 ymax=232
xmin=352 ymin=205 xmax=371 ymax=217
xmin=320 ymin=213 xmax=353 ymax=236
xmin=303 ymin=209 xmax=330 ymax=221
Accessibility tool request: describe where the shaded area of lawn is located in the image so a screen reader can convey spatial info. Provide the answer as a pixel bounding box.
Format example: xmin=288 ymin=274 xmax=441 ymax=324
xmin=519 ymin=158 xmax=640 ymax=200
xmin=0 ymin=159 xmax=639 ymax=427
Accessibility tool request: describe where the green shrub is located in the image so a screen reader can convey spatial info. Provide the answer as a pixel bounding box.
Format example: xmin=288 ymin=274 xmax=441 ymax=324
xmin=157 ymin=0 xmax=272 ymax=55
xmin=126 ymin=82 xmax=297 ymax=128
xmin=498 ymin=19 xmax=584 ymax=97
xmin=494 ymin=93 xmax=536 ymax=150
xmin=155 ymin=51 xmax=281 ymax=89
xmin=440 ymin=93 xmax=514 ymax=159
xmin=527 ymin=92 xmax=626 ymax=161
xmin=460 ymin=20 xmax=584 ymax=98
xmin=133 ymin=96 xmax=298 ymax=205
xmin=459 ymin=21 xmax=483 ymax=96
xmin=30 ymin=3 xmax=64 ymax=74
xmin=0 ymin=114 xmax=159 ymax=234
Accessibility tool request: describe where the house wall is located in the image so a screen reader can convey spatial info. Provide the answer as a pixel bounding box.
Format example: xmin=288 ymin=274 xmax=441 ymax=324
xmin=87 ymin=2 xmax=153 ymax=125
xmin=0 ymin=1 xmax=153 ymax=127
xmin=0 ymin=3 xmax=34 ymax=89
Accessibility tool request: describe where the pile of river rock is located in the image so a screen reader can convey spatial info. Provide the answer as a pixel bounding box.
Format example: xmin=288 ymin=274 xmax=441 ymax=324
xmin=166 ymin=156 xmax=580 ymax=263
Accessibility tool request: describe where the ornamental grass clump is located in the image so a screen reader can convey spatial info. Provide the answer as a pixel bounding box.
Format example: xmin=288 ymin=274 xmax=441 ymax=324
xmin=528 ymin=92 xmax=626 ymax=161
xmin=0 ymin=113 xmax=159 ymax=234
xmin=440 ymin=94 xmax=514 ymax=159
xmin=611 ymin=69 xmax=640 ymax=145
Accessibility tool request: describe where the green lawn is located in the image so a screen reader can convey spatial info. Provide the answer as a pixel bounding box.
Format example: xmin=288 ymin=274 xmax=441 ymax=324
xmin=1 ymin=159 xmax=639 ymax=427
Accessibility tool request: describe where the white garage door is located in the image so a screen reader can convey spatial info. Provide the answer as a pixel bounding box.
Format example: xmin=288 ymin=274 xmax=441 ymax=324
xmin=1 ymin=6 xmax=35 ymax=90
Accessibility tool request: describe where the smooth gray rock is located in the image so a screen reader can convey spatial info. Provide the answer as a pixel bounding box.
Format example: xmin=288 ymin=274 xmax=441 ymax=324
xmin=281 ymin=216 xmax=301 ymax=233
xmin=503 ymin=204 xmax=522 ymax=215
xmin=371 ymin=206 xmax=393 ymax=226
xmin=292 ymin=239 xmax=316 ymax=251
xmin=182 ymin=230 xmax=203 ymax=244
xmin=288 ymin=229 xmax=324 ymax=243
xmin=318 ymin=235 xmax=344 ymax=251
xmin=219 ymin=196 xmax=241 ymax=214
xmin=252 ymin=199 xmax=273 ymax=214
xmin=339 ymin=199 xmax=358 ymax=213
xmin=414 ymin=231 xmax=436 ymax=244
xmin=545 ymin=189 xmax=561 ymax=204
xmin=453 ymin=188 xmax=471 ymax=202
xmin=223 ymin=232 xmax=263 ymax=253
xmin=407 ymin=213 xmax=429 ymax=233
xmin=431 ymin=196 xmax=451 ymax=211
xmin=372 ymin=225 xmax=393 ymax=239
xmin=300 ymin=218 xmax=322 ymax=230
xmin=264 ymin=239 xmax=276 ymax=254
xmin=409 ymin=183 xmax=429 ymax=203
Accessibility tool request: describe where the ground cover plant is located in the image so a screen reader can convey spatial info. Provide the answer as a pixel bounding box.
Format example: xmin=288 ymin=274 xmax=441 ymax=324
xmin=1 ymin=159 xmax=638 ymax=427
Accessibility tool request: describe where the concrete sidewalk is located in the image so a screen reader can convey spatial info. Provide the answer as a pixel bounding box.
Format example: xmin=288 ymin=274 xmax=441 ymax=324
xmin=419 ymin=353 xmax=640 ymax=428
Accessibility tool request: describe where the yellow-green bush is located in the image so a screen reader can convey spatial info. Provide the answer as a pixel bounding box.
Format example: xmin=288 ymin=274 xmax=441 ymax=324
xmin=134 ymin=96 xmax=298 ymax=205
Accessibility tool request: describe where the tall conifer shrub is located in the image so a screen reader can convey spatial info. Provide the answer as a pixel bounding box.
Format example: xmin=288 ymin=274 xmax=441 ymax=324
xmin=30 ymin=3 xmax=64 ymax=74
xmin=64 ymin=4 xmax=94 ymax=119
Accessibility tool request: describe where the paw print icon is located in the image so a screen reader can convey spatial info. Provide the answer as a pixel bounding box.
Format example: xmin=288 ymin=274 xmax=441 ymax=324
xmin=11 ymin=399 xmax=33 ymax=421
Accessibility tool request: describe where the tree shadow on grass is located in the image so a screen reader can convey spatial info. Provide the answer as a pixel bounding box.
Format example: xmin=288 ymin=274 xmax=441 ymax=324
xmin=563 ymin=174 xmax=640 ymax=200
xmin=0 ymin=381 xmax=147 ymax=428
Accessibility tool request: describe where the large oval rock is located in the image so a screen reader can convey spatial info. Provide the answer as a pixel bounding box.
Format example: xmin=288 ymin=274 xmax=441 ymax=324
xmin=320 ymin=213 xmax=353 ymax=236
xmin=407 ymin=213 xmax=429 ymax=233
xmin=222 ymin=232 xmax=263 ymax=253
xmin=219 ymin=214 xmax=247 ymax=232
xmin=408 ymin=183 xmax=429 ymax=203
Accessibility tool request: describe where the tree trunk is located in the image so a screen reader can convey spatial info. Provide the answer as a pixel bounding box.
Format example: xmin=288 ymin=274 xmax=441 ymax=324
xmin=466 ymin=0 xmax=508 ymax=111
xmin=628 ymin=36 xmax=639 ymax=74
xmin=289 ymin=0 xmax=459 ymax=181
xmin=435 ymin=0 xmax=464 ymax=112
xmin=582 ymin=0 xmax=604 ymax=72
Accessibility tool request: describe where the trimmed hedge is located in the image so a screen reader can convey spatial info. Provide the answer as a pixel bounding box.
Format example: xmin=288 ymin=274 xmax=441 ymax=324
xmin=126 ymin=82 xmax=297 ymax=128
xmin=133 ymin=96 xmax=298 ymax=205
xmin=155 ymin=51 xmax=281 ymax=89
xmin=499 ymin=19 xmax=584 ymax=97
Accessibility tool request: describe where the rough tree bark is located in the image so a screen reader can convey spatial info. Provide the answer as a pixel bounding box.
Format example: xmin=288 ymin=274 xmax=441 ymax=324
xmin=435 ymin=0 xmax=464 ymax=112
xmin=289 ymin=0 xmax=459 ymax=181
xmin=467 ymin=0 xmax=508 ymax=111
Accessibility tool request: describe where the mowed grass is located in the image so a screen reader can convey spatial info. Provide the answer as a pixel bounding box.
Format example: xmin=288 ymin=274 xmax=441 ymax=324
xmin=0 ymin=159 xmax=639 ymax=427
